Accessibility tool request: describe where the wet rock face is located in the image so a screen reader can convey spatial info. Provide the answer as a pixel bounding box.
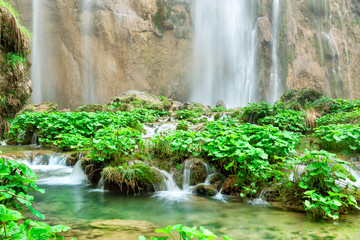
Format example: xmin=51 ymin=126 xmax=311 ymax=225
xmin=12 ymin=0 xmax=192 ymax=109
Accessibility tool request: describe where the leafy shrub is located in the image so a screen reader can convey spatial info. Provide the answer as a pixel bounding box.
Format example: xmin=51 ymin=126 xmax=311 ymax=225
xmin=259 ymin=109 xmax=308 ymax=133
xmin=314 ymin=124 xmax=360 ymax=152
xmin=139 ymin=224 xmax=234 ymax=240
xmin=7 ymin=110 xmax=160 ymax=146
xmin=241 ymin=102 xmax=272 ymax=124
xmin=175 ymin=109 xmax=201 ymax=120
xmin=317 ymin=109 xmax=360 ymax=126
xmin=90 ymin=127 xmax=142 ymax=162
xmin=0 ymin=157 xmax=70 ymax=239
xmin=280 ymin=150 xmax=359 ymax=219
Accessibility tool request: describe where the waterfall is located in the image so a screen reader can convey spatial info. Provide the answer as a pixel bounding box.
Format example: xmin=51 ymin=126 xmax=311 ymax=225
xmin=190 ymin=0 xmax=258 ymax=108
xmin=269 ymin=0 xmax=282 ymax=104
xmin=81 ymin=0 xmax=97 ymax=104
xmin=25 ymin=154 xmax=88 ymax=185
xmin=31 ymin=0 xmax=42 ymax=104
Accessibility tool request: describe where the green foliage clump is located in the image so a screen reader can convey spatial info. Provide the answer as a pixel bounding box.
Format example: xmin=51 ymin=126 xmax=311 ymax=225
xmin=139 ymin=224 xmax=234 ymax=240
xmin=279 ymin=150 xmax=359 ymax=220
xmin=259 ymin=109 xmax=308 ymax=133
xmin=7 ymin=110 xmax=159 ymax=146
xmin=0 ymin=157 xmax=71 ymax=239
xmin=175 ymin=109 xmax=201 ymax=120
xmin=314 ymin=124 xmax=360 ymax=152
xmin=90 ymin=128 xmax=142 ymax=162
xmin=317 ymin=109 xmax=360 ymax=126
xmin=241 ymin=102 xmax=272 ymax=124
xmin=102 ymin=162 xmax=161 ymax=194
xmin=2 ymin=52 xmax=26 ymax=72
xmin=152 ymin=0 xmax=170 ymax=33
xmin=211 ymin=106 xmax=226 ymax=112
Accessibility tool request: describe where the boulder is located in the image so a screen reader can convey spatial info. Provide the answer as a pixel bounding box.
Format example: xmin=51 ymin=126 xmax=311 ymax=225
xmin=215 ymin=100 xmax=226 ymax=109
xmin=183 ymin=158 xmax=208 ymax=186
xmin=194 ymin=184 xmax=217 ymax=197
xmin=19 ymin=101 xmax=58 ymax=114
xmin=280 ymin=88 xmax=324 ymax=110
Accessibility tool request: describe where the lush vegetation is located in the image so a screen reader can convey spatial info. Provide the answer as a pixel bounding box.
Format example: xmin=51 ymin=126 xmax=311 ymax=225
xmin=5 ymin=88 xmax=360 ymax=223
xmin=0 ymin=157 xmax=71 ymax=239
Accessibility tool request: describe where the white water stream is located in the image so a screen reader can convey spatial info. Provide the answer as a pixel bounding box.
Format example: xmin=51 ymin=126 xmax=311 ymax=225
xmin=31 ymin=0 xmax=42 ymax=104
xmin=81 ymin=0 xmax=97 ymax=104
xmin=153 ymin=159 xmax=227 ymax=203
xmin=190 ymin=0 xmax=258 ymax=107
xmin=24 ymin=154 xmax=88 ymax=185
xmin=268 ymin=0 xmax=282 ymax=104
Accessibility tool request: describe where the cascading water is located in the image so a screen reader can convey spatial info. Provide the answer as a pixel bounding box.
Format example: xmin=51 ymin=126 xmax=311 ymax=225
xmin=190 ymin=0 xmax=258 ymax=108
xmin=31 ymin=0 xmax=42 ymax=104
xmin=153 ymin=160 xmax=225 ymax=202
xmin=268 ymin=0 xmax=282 ymax=104
xmin=24 ymin=154 xmax=88 ymax=185
xmin=81 ymin=0 xmax=97 ymax=104
xmin=312 ymin=0 xmax=344 ymax=98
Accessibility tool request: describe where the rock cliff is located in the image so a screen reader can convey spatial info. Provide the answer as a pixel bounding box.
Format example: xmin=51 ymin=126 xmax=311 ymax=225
xmin=12 ymin=0 xmax=192 ymax=109
xmin=257 ymin=0 xmax=360 ymax=100
xmin=11 ymin=0 xmax=360 ymax=108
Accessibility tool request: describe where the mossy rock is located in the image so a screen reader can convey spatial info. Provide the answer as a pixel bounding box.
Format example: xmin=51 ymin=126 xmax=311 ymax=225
xmin=102 ymin=163 xmax=163 ymax=194
xmin=76 ymin=104 xmax=111 ymax=113
xmin=18 ymin=102 xmax=58 ymax=115
xmin=183 ymin=158 xmax=208 ymax=186
xmin=194 ymin=184 xmax=217 ymax=197
xmin=109 ymin=90 xmax=173 ymax=111
xmin=280 ymin=88 xmax=324 ymax=110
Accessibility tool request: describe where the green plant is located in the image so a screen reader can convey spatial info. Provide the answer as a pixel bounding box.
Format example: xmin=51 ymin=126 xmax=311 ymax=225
xmin=241 ymin=102 xmax=272 ymax=124
xmin=139 ymin=224 xmax=234 ymax=240
xmin=314 ymin=124 xmax=360 ymax=152
xmin=279 ymin=150 xmax=359 ymax=220
xmin=0 ymin=157 xmax=71 ymax=239
xmin=259 ymin=109 xmax=308 ymax=133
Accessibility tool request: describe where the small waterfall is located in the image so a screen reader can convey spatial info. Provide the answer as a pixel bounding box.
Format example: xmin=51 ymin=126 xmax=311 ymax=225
xmin=182 ymin=160 xmax=192 ymax=191
xmin=31 ymin=133 xmax=38 ymax=145
xmin=25 ymin=154 xmax=87 ymax=185
xmin=268 ymin=0 xmax=282 ymax=104
xmin=153 ymin=159 xmax=225 ymax=202
xmin=190 ymin=0 xmax=258 ymax=107
xmin=247 ymin=189 xmax=270 ymax=207
xmin=70 ymin=160 xmax=88 ymax=184
xmin=81 ymin=0 xmax=97 ymax=104
xmin=1 ymin=141 xmax=6 ymax=146
xmin=213 ymin=187 xmax=227 ymax=202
